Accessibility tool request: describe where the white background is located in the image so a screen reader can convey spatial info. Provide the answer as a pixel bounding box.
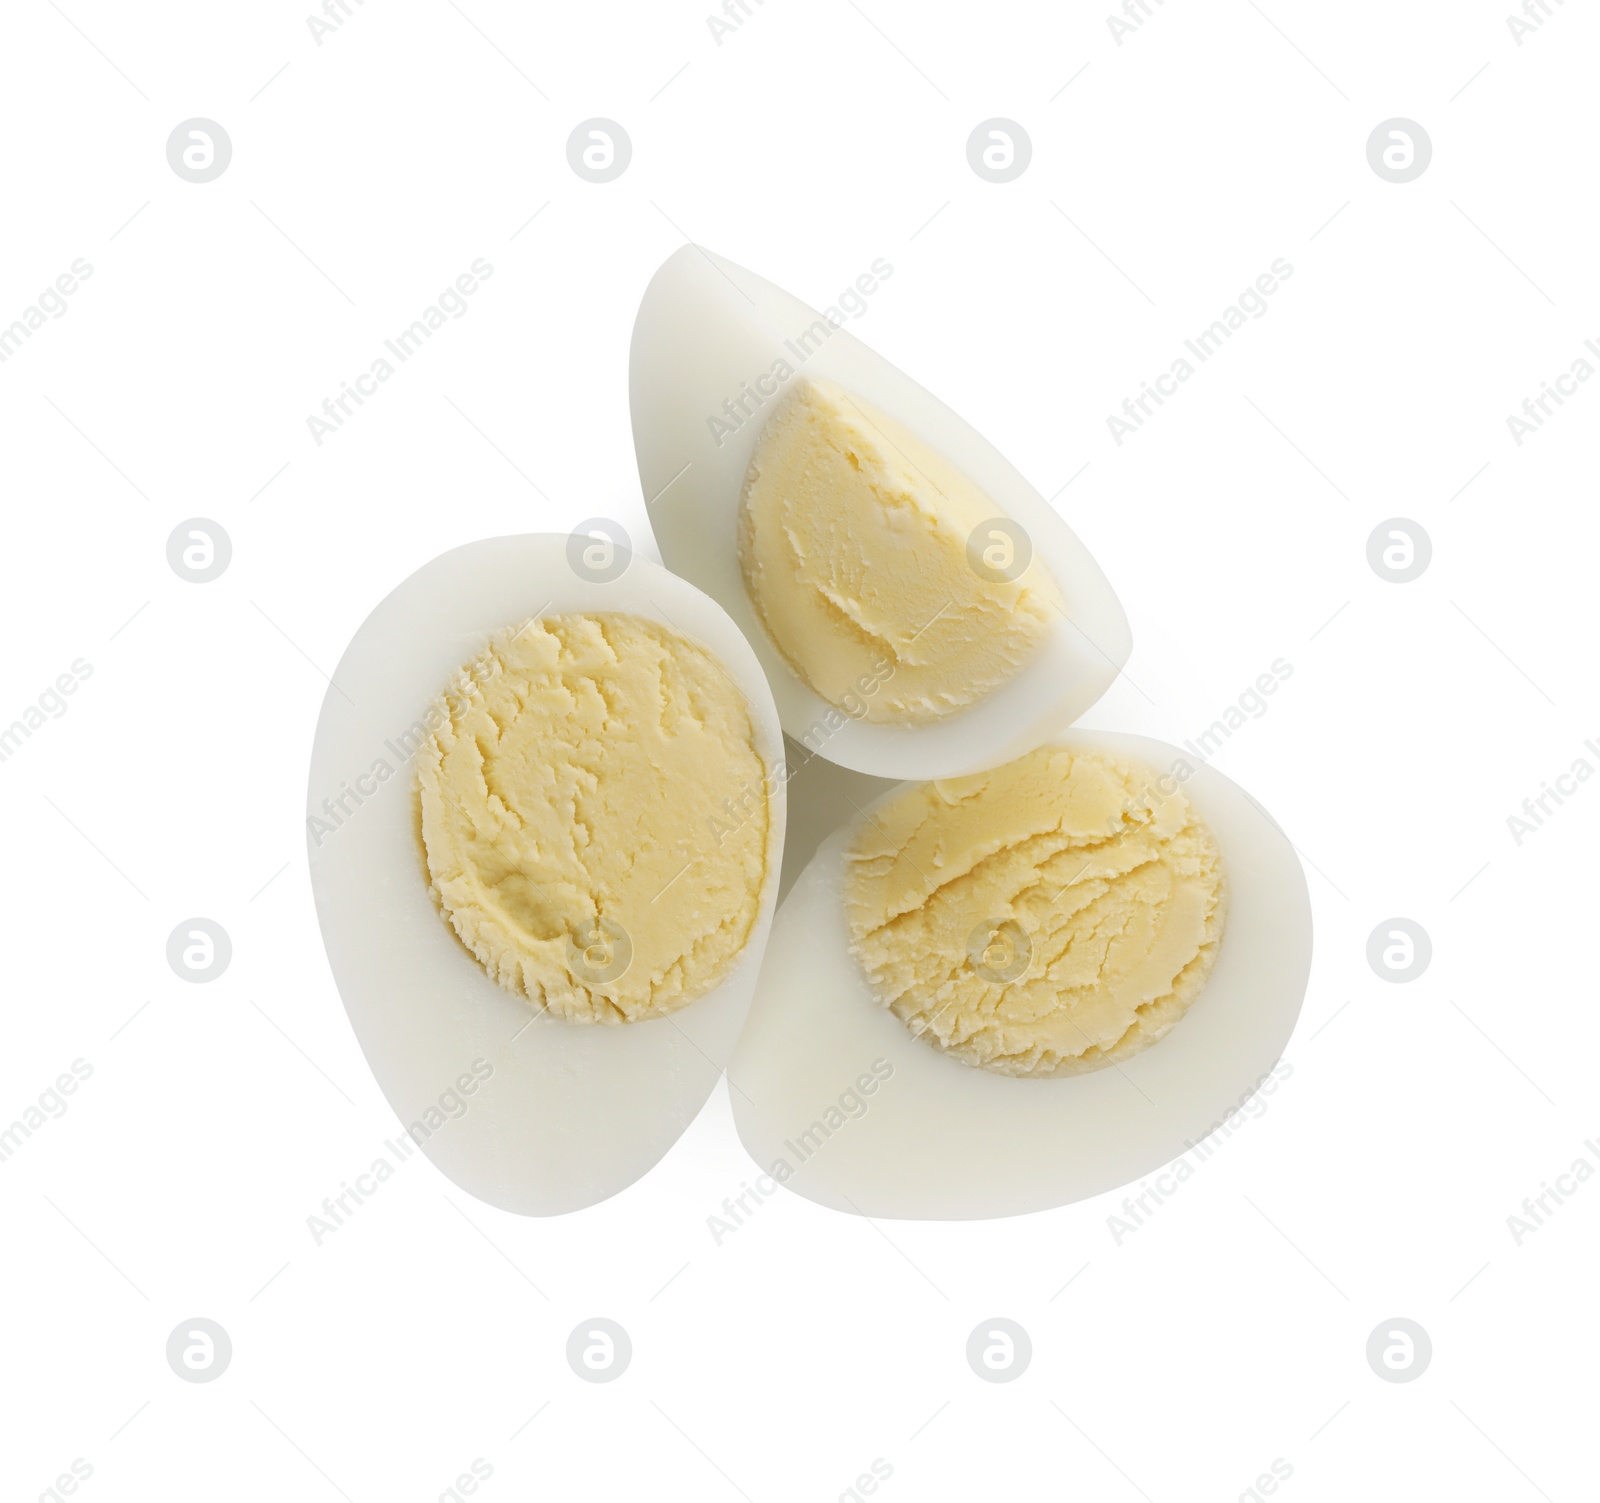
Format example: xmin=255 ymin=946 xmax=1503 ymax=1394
xmin=2 ymin=0 xmax=1596 ymax=1498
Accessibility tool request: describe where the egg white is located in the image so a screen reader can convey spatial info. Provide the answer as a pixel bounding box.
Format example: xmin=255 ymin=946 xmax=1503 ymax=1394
xmin=307 ymin=534 xmax=786 ymax=1216
xmin=630 ymin=246 xmax=1132 ymax=781
xmin=728 ymin=730 xmax=1311 ymax=1220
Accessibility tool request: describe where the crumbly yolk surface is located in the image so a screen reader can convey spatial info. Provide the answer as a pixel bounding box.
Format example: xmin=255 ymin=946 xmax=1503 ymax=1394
xmin=738 ymin=377 xmax=1061 ymax=724
xmin=417 ymin=612 xmax=770 ymax=1023
xmin=844 ymin=748 xmax=1226 ymax=1076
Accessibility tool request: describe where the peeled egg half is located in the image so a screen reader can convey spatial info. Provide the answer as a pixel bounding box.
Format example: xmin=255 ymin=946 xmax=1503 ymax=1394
xmin=630 ymin=247 xmax=1132 ymax=781
xmin=307 ymin=535 xmax=786 ymax=1215
xmin=729 ymin=730 xmax=1311 ymax=1220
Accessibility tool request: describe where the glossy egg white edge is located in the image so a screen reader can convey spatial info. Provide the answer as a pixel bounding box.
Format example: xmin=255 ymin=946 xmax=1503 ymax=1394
xmin=306 ymin=534 xmax=787 ymax=1217
xmin=728 ymin=730 xmax=1312 ymax=1221
xmin=629 ymin=245 xmax=1133 ymax=781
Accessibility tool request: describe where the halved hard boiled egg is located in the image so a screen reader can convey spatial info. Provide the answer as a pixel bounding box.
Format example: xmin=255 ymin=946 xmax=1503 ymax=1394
xmin=728 ymin=730 xmax=1311 ymax=1220
xmin=630 ymin=247 xmax=1132 ymax=781
xmin=307 ymin=535 xmax=786 ymax=1215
